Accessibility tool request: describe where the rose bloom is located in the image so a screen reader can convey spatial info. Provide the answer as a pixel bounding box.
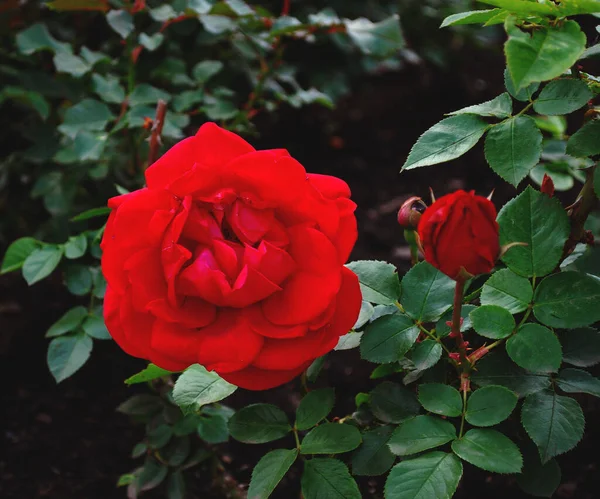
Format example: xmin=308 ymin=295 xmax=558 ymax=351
xmin=101 ymin=123 xmax=361 ymax=390
xmin=417 ymin=190 xmax=499 ymax=279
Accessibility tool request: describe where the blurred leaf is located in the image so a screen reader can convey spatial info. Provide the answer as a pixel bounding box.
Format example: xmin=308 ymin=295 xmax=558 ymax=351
xmin=517 ymin=450 xmax=561 ymax=498
xmin=53 ymin=52 xmax=91 ymax=77
xmin=295 ymin=388 xmax=335 ymax=431
xmin=172 ymin=89 xmax=205 ymax=112
xmin=566 ymin=119 xmax=600 ymax=157
xmin=228 ymin=403 xmax=290 ymax=444
xmin=441 ymin=9 xmax=504 ymax=27
xmin=465 ymin=385 xmax=517 ymax=426
xmin=16 ymin=23 xmax=70 ymax=55
xmin=346 ymin=260 xmax=400 ymax=305
xmin=533 ymin=78 xmax=592 ymax=115
xmin=401 ymin=262 xmax=455 ymax=322
xmin=167 ymin=471 xmax=186 ymax=499
xmin=173 ymin=364 xmax=237 ymax=414
xmin=131 ymin=442 xmax=147 ymax=458
xmin=0 ymin=86 xmax=51 ymax=120
xmin=129 ymin=84 xmax=171 ymax=106
xmin=46 ymin=0 xmax=109 ymax=11
xmin=418 ymin=383 xmax=462 ymax=417
xmin=556 ymin=368 xmax=600 ymax=397
xmin=138 ymin=457 xmax=168 ymax=491
xmin=197 ymin=414 xmax=229 ymax=443
xmin=480 ymin=269 xmax=532 ymax=313
xmin=448 ymin=92 xmax=512 ymax=118
xmin=82 ymin=314 xmax=111 ymax=339
xmin=125 ymin=364 xmax=173 ymax=385
xmin=560 ymin=327 xmax=600 ymax=367
xmin=147 ymin=424 xmax=173 ymax=449
xmin=58 ymin=99 xmax=114 ymax=138
xmin=188 ymin=0 xmax=212 ymax=15
xmin=22 ymin=246 xmax=63 ymax=285
xmin=248 ymin=449 xmax=298 ymax=499
xmin=351 ymin=426 xmax=395 ymax=476
xmin=470 ymin=305 xmax=515 ymax=339
xmin=92 ymin=74 xmax=126 ymax=104
xmin=64 ymin=234 xmax=88 ymax=259
xmin=47 ymin=332 xmax=93 ymax=382
xmin=71 ymin=206 xmax=111 ymax=222
xmin=117 ymin=394 xmax=163 ymax=416
xmin=139 ymin=33 xmax=164 ymax=51
xmin=302 ymin=458 xmax=360 ymax=499
xmin=64 ymin=264 xmax=92 ymax=295
xmin=149 ymin=4 xmax=178 ymax=21
xmin=452 ymin=429 xmax=522 ymax=473
xmin=300 ymin=423 xmax=362 ymax=454
xmin=46 ymin=306 xmax=88 ymax=338
xmin=360 ymin=313 xmax=419 ymax=364
xmin=1 ymin=237 xmax=41 ymax=274
xmin=371 ymin=381 xmax=420 ymax=423
xmin=106 ymin=10 xmax=134 ymax=39
xmin=388 ymin=415 xmax=456 ymax=456
xmin=345 ymin=15 xmax=404 ymax=58
xmin=200 ymin=15 xmax=236 ymax=34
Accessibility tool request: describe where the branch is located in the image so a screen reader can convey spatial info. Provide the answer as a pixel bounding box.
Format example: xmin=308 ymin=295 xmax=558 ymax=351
xmin=147 ymin=99 xmax=167 ymax=168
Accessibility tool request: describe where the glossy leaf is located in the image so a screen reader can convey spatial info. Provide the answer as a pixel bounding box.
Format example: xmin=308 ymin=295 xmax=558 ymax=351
xmin=465 ymin=385 xmax=518 ymax=426
xmin=388 ymin=415 xmax=456 ymax=456
xmin=46 ymin=306 xmax=88 ymax=338
xmin=371 ymin=381 xmax=420 ymax=423
xmin=418 ymin=383 xmax=462 ymax=417
xmin=1 ymin=237 xmax=41 ymax=274
xmin=400 ymin=262 xmax=455 ymax=322
xmin=300 ymin=423 xmax=362 ymax=454
xmin=480 ymin=269 xmax=532 ymax=313
xmin=346 ymin=260 xmax=400 ymax=305
xmin=470 ymin=304 xmax=515 ymax=339
xmin=360 ymin=313 xmax=419 ymax=364
xmin=345 ymin=15 xmax=404 ymax=58
xmin=295 ymin=388 xmax=335 ymax=431
xmin=504 ymin=68 xmax=539 ymax=102
xmin=22 ymin=246 xmax=64 ymax=285
xmin=506 ymin=324 xmax=562 ymax=373
xmin=441 ymin=9 xmax=504 ymax=28
xmin=411 ymin=340 xmax=442 ymax=371
xmin=351 ymin=426 xmax=395 ymax=476
xmin=228 ymin=404 xmax=291 ymax=444
xmin=556 ymin=368 xmax=600 ymax=397
xmin=302 ymin=458 xmax=360 ymax=499
xmin=248 ymin=449 xmax=298 ymax=499
xmin=451 ymin=429 xmax=522 ymax=473
xmin=125 ymin=364 xmax=173 ymax=385
xmin=47 ymin=332 xmax=93 ymax=382
xmin=58 ymin=99 xmax=114 ymax=139
xmin=448 ymin=92 xmax=512 ymax=118
xmin=172 ymin=364 xmax=237 ymax=414
xmin=533 ymin=78 xmax=592 ymax=115
xmin=566 ymin=119 xmax=600 ymax=158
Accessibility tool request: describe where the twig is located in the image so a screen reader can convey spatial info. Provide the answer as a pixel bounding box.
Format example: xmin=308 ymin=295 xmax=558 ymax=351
xmin=281 ymin=0 xmax=290 ymax=16
xmin=147 ymin=99 xmax=167 ymax=168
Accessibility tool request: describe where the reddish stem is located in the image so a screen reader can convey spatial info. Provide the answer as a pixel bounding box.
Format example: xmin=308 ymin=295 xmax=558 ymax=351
xmin=147 ymin=99 xmax=167 ymax=169
xmin=281 ymin=0 xmax=290 ymax=16
xmin=451 ymin=278 xmax=469 ymax=365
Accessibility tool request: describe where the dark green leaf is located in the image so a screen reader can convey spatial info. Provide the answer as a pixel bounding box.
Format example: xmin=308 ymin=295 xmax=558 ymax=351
xmin=384 ymin=451 xmax=462 ymax=499
xmin=22 ymin=246 xmax=63 ymax=285
xmin=125 ymin=364 xmax=173 ymax=385
xmin=411 ymin=340 xmax=442 ymax=370
xmin=192 ymin=60 xmax=224 ymax=83
xmin=345 ymin=260 xmax=400 ymax=305
xmin=400 ymin=262 xmax=455 ymax=322
xmin=117 ymin=394 xmax=163 ymax=416
xmin=371 ymin=381 xmax=420 ymax=423
xmin=418 ymin=383 xmax=462 ymax=417
xmin=451 ymin=429 xmax=522 ymax=473
xmin=64 ymin=234 xmax=87 ymax=259
xmin=302 ymin=458 xmax=361 ymax=499
xmin=351 ymin=426 xmax=395 ymax=476
xmin=465 ymin=385 xmax=518 ymax=426
xmin=47 ymin=332 xmax=93 ymax=383
xmin=64 ymin=264 xmax=92 ymax=295
xmin=504 ymin=68 xmax=539 ymax=102
xmin=360 ymin=313 xmax=419 ymax=364
xmin=556 ymin=368 xmax=600 ymax=397
xmin=106 ymin=10 xmax=134 ymax=39
xmin=197 ymin=414 xmax=230 ymax=443
xmin=480 ymin=269 xmax=533 ymax=313
xmin=533 ymin=271 xmax=600 ymax=328
xmin=53 ymin=52 xmax=91 ymax=77
xmin=566 ymin=119 xmax=600 ymax=158
xmin=46 ymin=306 xmax=88 ymax=338
xmin=91 ymin=74 xmax=125 ymax=104
xmin=82 ymin=314 xmax=111 ymax=339
xmin=200 ymin=15 xmax=236 ymax=34
xmin=345 ymin=15 xmax=404 ymax=58
xmin=71 ymin=206 xmax=111 ymax=222
xmin=248 ymin=449 xmax=298 ymax=499
xmin=172 ymin=90 xmax=205 ymax=112
xmin=484 ymin=116 xmax=542 ymax=186
xmin=129 ymin=84 xmax=171 ymax=106
xmin=163 ymin=436 xmax=190 ymax=466
xmin=448 ymin=93 xmax=512 ymax=118
xmin=470 ymin=305 xmax=515 ymax=339
xmin=138 ymin=457 xmax=168 ymax=491
xmin=58 ymin=99 xmax=114 ymax=139
xmin=1 ymin=237 xmax=41 ymax=274
xmin=441 ymin=9 xmax=504 ymax=28
xmin=295 ymin=388 xmax=335 ymax=431
xmin=497 ymin=186 xmax=570 ymax=277
xmin=306 ymin=356 xmax=326 ymax=383
xmin=167 ymin=471 xmax=186 ymax=499
xmin=173 ymin=364 xmax=237 ymax=414
xmin=560 ymin=327 xmax=600 ymax=367
xmin=16 ymin=23 xmax=70 ymax=55
xmin=402 ymin=115 xmax=489 ymax=170
xmin=132 ymin=442 xmax=147 ymax=458
xmin=506 ymin=323 xmax=562 ymax=373
xmin=300 ymin=423 xmax=362 ymax=454
xmin=472 ymin=351 xmax=551 ymax=397
xmin=517 ymin=442 xmax=561 ymax=498
xmin=521 ymin=390 xmax=584 ymax=462
xmin=229 ymin=403 xmax=290 ymax=444
xmin=147 ymin=424 xmax=173 ymax=449
xmin=533 ymin=78 xmax=592 ymax=115
xmin=388 ymin=415 xmax=456 ymax=456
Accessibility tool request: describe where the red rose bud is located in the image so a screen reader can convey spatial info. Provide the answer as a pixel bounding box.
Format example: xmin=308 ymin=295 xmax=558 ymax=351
xmin=100 ymin=123 xmax=361 ymax=391
xmin=397 ymin=196 xmax=427 ymax=229
xmin=417 ymin=190 xmax=499 ymax=280
xmin=541 ymin=174 xmax=555 ymax=198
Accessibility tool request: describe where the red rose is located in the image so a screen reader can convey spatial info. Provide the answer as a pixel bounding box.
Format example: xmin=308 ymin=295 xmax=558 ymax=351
xmin=101 ymin=123 xmax=361 ymax=390
xmin=417 ymin=190 xmax=499 ymax=279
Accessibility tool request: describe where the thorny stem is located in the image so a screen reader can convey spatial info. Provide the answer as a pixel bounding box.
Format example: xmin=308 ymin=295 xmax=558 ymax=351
xmin=147 ymin=99 xmax=167 ymax=168
xmin=281 ymin=0 xmax=291 ymax=16
xmin=451 ymin=278 xmax=469 ymax=365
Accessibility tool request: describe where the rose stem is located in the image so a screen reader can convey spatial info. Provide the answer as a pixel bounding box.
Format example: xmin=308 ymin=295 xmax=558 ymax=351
xmin=451 ymin=277 xmax=468 ymax=364
xmin=147 ymin=99 xmax=167 ymax=168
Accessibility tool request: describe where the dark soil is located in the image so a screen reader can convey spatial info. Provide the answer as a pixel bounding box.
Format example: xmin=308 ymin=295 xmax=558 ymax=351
xmin=2 ymin=47 xmax=600 ymax=499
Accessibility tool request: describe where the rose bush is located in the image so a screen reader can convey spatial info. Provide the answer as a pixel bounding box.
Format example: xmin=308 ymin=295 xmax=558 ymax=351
xmin=418 ymin=190 xmax=499 ymax=279
xmin=100 ymin=123 xmax=361 ymax=390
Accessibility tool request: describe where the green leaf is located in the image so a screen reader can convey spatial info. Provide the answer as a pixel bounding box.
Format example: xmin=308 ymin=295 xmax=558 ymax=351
xmin=47 ymin=332 xmax=93 ymax=383
xmin=560 ymin=327 xmax=600 ymax=367
xmin=384 ymin=452 xmax=462 ymax=499
xmin=132 ymin=442 xmax=147 ymax=458
xmin=465 ymin=385 xmax=518 ymax=426
xmin=472 ymin=351 xmax=551 ymax=397
xmin=400 ymin=262 xmax=455 ymax=322
xmin=441 ymin=9 xmax=504 ymax=28
xmin=82 ymin=314 xmax=111 ymax=339
xmin=172 ymin=364 xmax=237 ymax=414
xmin=388 ymin=415 xmax=456 ymax=456
xmin=147 ymin=424 xmax=173 ymax=449
xmin=345 ymin=15 xmax=405 ymax=58
xmin=504 ymin=68 xmax=540 ymax=102
xmin=200 ymin=15 xmax=236 ymax=34
xmin=484 ymin=116 xmax=542 ymax=186
xmin=470 ymin=305 xmax=515 ymax=339
xmin=192 ymin=60 xmax=224 ymax=83
xmin=411 ymin=340 xmax=442 ymax=371
xmin=371 ymin=381 xmax=420 ymax=423
xmin=167 ymin=471 xmax=186 ymax=499
xmin=517 ymin=451 xmax=561 ymax=498
xmin=197 ymin=414 xmax=230 ymax=443
xmin=556 ymin=368 xmax=600 ymax=397
xmin=129 ymin=84 xmax=171 ymax=106
xmin=228 ymin=404 xmax=291 ymax=444
xmin=351 ymin=426 xmax=396 ymax=476
xmin=360 ymin=313 xmax=419 ymax=364
xmin=16 ymin=23 xmax=70 ymax=55
xmin=566 ymin=119 xmax=600 ymax=158
xmin=300 ymin=423 xmax=362 ymax=454
xmin=138 ymin=457 xmax=168 ymax=491
xmin=116 ymin=394 xmax=163 ymax=416
xmin=402 ymin=115 xmax=489 ymax=170
xmin=521 ymin=390 xmax=584 ymax=462
xmin=418 ymin=383 xmax=462 ymax=417
xmin=505 ymin=20 xmax=587 ymax=91
xmin=106 ymin=10 xmax=134 ymax=39
xmin=58 ymin=99 xmax=114 ymax=139
xmin=448 ymin=93 xmax=512 ymax=118
xmin=533 ymin=271 xmax=600 ymax=328
xmin=451 ymin=429 xmax=522 ymax=473
xmin=1 ymin=237 xmax=41 ymax=274
xmin=335 ymin=331 xmax=363 ymax=350
xmin=345 ymin=260 xmax=400 ymax=305
xmin=480 ymin=269 xmax=532 ymax=313
xmin=302 ymin=458 xmax=361 ymax=499
xmin=125 ymin=364 xmax=173 ymax=385
xmin=497 ymin=186 xmax=570 ymax=278
xmin=172 ymin=90 xmax=205 ymax=112
xmin=91 ymin=74 xmax=125 ymax=104
xmin=46 ymin=306 xmax=88 ymax=338
xmin=306 ymin=356 xmax=326 ymax=383
xmin=533 ymin=78 xmax=593 ymax=116
xmin=71 ymin=206 xmax=111 ymax=222
xmin=64 ymin=234 xmax=87 ymax=259
xmin=139 ymin=32 xmax=164 ymax=51
xmin=595 ymin=168 xmax=600 ymax=198
xmin=295 ymin=388 xmax=335 ymax=431
xmin=247 ymin=449 xmax=298 ymax=499
xmin=506 ymin=323 xmax=562 ymax=373
xmin=22 ymin=246 xmax=63 ymax=285
xmin=65 ymin=264 xmax=92 ymax=295
xmin=370 ymin=363 xmax=402 ymax=380
xmin=53 ymin=52 xmax=91 ymax=77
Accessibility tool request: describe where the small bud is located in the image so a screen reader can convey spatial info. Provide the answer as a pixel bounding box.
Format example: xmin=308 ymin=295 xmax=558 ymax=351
xmin=541 ymin=174 xmax=555 ymax=198
xmin=397 ymin=196 xmax=427 ymax=229
xmin=449 ymin=352 xmax=461 ymax=362
xmin=584 ymin=230 xmax=595 ymax=245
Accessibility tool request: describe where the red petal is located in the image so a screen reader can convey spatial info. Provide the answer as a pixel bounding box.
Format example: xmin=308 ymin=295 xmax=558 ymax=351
xmin=220 ymin=362 xmax=310 ymax=390
xmin=307 ymin=173 xmax=351 ymax=199
xmin=245 ymin=305 xmax=307 ymax=339
xmin=228 ymin=200 xmax=275 ymax=244
xmin=150 ymin=319 xmax=203 ymax=365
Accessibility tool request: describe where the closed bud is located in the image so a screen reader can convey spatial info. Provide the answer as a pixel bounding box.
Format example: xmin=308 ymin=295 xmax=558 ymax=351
xmin=397 ymin=196 xmax=427 ymax=229
xmin=541 ymin=174 xmax=555 ymax=198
